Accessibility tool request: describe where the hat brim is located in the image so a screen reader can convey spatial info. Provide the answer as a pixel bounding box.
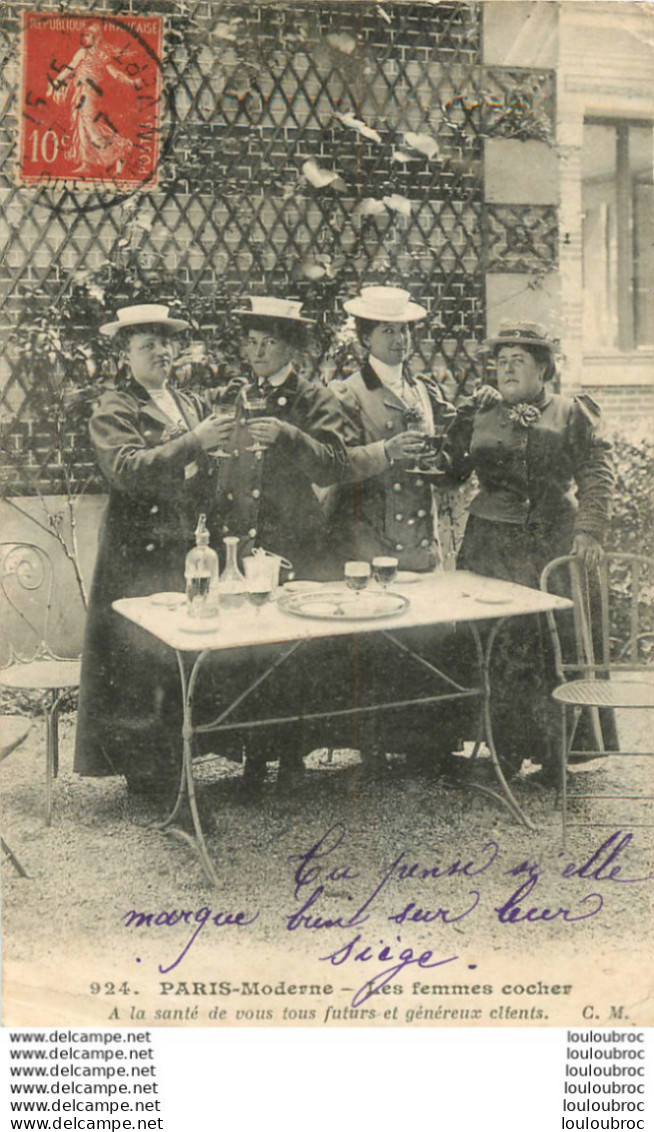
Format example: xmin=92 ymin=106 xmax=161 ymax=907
xmin=99 ymin=316 xmax=189 ymax=338
xmin=232 ymin=308 xmax=315 ymax=325
xmin=484 ymin=334 xmax=556 ymax=352
xmin=343 ymin=298 xmax=427 ymax=322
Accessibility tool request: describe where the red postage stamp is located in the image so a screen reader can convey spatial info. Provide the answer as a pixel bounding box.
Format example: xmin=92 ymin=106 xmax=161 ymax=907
xmin=19 ymin=12 xmax=164 ymax=189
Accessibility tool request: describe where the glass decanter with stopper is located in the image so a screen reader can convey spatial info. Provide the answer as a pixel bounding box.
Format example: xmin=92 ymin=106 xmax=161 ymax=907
xmin=185 ymin=514 xmax=219 ymax=618
xmin=218 ymin=536 xmax=247 ymax=611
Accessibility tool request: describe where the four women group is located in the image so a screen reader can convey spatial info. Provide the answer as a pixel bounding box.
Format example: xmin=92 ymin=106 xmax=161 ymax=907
xmin=74 ymin=287 xmax=615 ymax=798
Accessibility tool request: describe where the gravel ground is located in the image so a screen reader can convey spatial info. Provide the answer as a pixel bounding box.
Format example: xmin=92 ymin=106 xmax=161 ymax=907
xmin=2 ymin=706 xmax=652 ymax=1027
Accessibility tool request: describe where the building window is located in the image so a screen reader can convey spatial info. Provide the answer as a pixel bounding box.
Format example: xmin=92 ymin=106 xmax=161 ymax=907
xmin=582 ymin=119 xmax=654 ymax=352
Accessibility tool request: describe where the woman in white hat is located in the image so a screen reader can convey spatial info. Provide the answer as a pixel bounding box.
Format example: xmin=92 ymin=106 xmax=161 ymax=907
xmin=328 ymin=286 xmax=455 ymax=572
xmin=322 ymin=286 xmax=456 ymax=769
xmin=74 ymin=304 xmax=233 ymax=798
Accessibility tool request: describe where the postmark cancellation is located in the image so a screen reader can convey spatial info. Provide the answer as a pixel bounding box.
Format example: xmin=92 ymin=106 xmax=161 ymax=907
xmin=18 ymin=12 xmax=163 ymax=189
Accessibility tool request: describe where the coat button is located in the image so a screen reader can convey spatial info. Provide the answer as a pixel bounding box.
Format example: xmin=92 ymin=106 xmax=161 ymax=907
xmin=248 ymin=528 xmax=257 ymax=538
xmin=420 ymin=538 xmax=429 ymax=548
xmin=417 ymin=509 xmax=426 ymax=518
xmin=395 ymin=543 xmax=404 ymax=552
xmin=145 ymin=543 xmax=155 ymax=552
xmin=233 ymin=448 xmax=240 ymax=457
xmin=395 ymin=513 xmax=403 ymax=522
xmin=393 ymin=482 xmax=402 ymax=493
xmin=407 ymin=518 xmax=415 ymax=526
xmin=150 ymin=505 xmax=159 ymax=514
xmin=386 ymin=420 xmax=394 ymax=430
xmin=252 ymin=488 xmax=261 ymax=499
xmin=414 ymin=478 xmax=424 ymax=488
xmin=226 ymin=492 xmax=234 ymax=501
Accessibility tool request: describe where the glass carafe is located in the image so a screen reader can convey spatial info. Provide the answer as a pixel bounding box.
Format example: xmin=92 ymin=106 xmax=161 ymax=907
xmin=185 ymin=514 xmax=219 ymax=618
xmin=218 ymin=536 xmax=247 ymax=611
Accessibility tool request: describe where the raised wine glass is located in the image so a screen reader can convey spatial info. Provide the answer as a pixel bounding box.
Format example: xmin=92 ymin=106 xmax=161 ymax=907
xmin=208 ymin=405 xmax=237 ymax=460
xmin=372 ymin=556 xmax=398 ymax=591
xmin=344 ymin=561 xmax=371 ymax=598
xmin=402 ymin=405 xmax=431 ymax=475
xmin=243 ymin=389 xmax=269 ymax=454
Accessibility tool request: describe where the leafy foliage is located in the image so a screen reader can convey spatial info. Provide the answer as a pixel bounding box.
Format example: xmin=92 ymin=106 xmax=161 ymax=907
xmin=606 ymin=436 xmax=654 ymax=659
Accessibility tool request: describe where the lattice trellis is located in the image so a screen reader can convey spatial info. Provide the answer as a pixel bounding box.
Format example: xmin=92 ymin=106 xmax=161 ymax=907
xmin=0 ymin=0 xmax=556 ymax=493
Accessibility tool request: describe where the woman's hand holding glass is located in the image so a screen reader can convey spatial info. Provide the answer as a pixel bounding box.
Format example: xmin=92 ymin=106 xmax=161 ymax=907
xmin=246 ymin=417 xmax=293 ymax=451
xmin=193 ymin=414 xmax=236 ymax=454
xmin=384 ymin=430 xmax=427 ymax=465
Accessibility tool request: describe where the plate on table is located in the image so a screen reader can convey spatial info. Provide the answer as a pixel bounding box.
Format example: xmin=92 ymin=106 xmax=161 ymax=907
xmin=278 ymin=589 xmax=409 ymax=622
xmin=395 ymin=571 xmax=424 ymax=585
xmin=282 ymin=580 xmax=317 ymax=594
xmin=177 ymin=616 xmax=221 ymax=633
xmin=149 ymin=592 xmax=186 ymax=609
xmin=460 ymin=580 xmax=514 ymax=606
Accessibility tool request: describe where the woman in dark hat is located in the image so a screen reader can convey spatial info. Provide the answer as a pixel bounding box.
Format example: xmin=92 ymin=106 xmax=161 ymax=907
xmin=74 ymin=304 xmax=232 ymax=798
xmin=217 ymin=296 xmax=347 ymax=581
xmin=446 ymin=320 xmax=616 ymax=780
xmin=210 ymin=296 xmax=349 ymax=789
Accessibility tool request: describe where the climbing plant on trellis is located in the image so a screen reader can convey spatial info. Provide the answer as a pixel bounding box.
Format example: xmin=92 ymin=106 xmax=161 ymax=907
xmin=0 ymin=0 xmax=556 ymax=493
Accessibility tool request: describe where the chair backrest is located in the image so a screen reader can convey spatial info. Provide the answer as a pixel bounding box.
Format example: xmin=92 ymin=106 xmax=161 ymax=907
xmin=540 ymin=552 xmax=653 ymax=684
xmin=0 ymin=542 xmax=60 ymax=666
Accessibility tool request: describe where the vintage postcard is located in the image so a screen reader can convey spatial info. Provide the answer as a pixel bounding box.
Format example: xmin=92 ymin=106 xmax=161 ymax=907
xmin=1 ymin=0 xmax=652 ymax=1033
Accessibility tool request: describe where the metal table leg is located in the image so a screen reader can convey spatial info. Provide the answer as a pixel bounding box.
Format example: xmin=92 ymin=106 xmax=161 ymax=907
xmin=155 ymin=649 xmax=220 ymax=886
xmin=467 ymin=620 xmax=537 ymax=831
xmin=152 ymin=617 xmax=535 ymax=886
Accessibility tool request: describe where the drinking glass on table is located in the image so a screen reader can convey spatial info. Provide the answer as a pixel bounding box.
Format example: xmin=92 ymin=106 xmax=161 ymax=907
xmin=372 ymin=556 xmax=398 ymax=590
xmin=247 ymin=580 xmax=273 ymax=615
xmin=244 ymin=555 xmax=274 ymax=614
xmin=344 ymin=561 xmax=371 ymax=596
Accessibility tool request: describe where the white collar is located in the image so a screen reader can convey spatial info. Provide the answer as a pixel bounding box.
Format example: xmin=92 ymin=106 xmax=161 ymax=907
xmin=262 ymin=362 xmax=294 ymax=389
xmin=369 ymin=355 xmax=404 ymax=387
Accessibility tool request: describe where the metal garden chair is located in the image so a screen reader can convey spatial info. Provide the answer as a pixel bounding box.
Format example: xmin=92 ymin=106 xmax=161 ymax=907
xmin=0 ymin=542 xmax=81 ymax=826
xmin=540 ymin=552 xmax=654 ymax=847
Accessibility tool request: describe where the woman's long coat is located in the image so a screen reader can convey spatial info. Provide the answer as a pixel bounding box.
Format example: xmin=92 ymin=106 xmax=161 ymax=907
xmin=446 ymin=389 xmax=617 ymax=770
xmin=327 ymin=362 xmax=451 ymax=572
xmin=74 ymin=379 xmax=215 ymax=778
xmin=214 ymin=368 xmax=347 ymax=580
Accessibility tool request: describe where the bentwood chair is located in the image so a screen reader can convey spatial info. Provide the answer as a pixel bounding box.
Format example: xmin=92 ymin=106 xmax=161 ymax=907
xmin=0 ymin=543 xmax=81 ymax=826
xmin=540 ymin=553 xmax=654 ymax=847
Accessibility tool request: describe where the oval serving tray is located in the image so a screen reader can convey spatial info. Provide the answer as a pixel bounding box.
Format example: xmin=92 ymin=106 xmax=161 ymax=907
xmin=278 ymin=589 xmax=409 ymax=622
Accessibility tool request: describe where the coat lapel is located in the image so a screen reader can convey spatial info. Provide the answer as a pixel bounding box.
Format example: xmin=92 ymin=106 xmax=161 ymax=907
xmin=351 ymin=362 xmax=406 ymax=441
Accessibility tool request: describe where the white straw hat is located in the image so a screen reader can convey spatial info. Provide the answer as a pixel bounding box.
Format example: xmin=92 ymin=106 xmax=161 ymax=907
xmin=99 ymin=304 xmax=189 ymax=338
xmin=343 ymin=286 xmax=427 ymax=323
xmin=233 ymin=296 xmax=315 ymax=324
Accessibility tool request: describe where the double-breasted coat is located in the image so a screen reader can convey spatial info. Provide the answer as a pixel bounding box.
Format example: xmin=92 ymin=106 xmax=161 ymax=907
xmin=312 ymin=362 xmax=456 ymax=761
xmin=74 ymin=379 xmax=216 ymax=779
xmin=215 ymin=368 xmax=347 ymax=580
xmin=327 ymin=361 xmax=452 ymax=571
